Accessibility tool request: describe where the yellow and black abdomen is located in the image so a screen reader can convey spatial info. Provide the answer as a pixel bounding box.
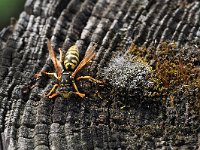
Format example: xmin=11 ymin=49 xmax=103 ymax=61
xmin=64 ymin=45 xmax=79 ymax=71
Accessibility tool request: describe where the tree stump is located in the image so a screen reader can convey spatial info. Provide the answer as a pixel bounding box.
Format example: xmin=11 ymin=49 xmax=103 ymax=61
xmin=0 ymin=0 xmax=200 ymax=149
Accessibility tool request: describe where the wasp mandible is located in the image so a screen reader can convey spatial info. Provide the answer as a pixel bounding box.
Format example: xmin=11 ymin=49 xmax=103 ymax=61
xmin=36 ymin=39 xmax=103 ymax=99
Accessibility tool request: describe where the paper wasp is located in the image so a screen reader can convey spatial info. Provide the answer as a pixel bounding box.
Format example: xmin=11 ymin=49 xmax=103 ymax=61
xmin=35 ymin=39 xmax=103 ymax=99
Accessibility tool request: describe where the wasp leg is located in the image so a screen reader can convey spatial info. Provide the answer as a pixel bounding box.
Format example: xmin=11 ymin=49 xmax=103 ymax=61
xmin=59 ymin=48 xmax=63 ymax=63
xmin=34 ymin=71 xmax=44 ymax=79
xmin=72 ymin=80 xmax=85 ymax=98
xmin=48 ymin=92 xmax=60 ymax=99
xmin=46 ymin=83 xmax=59 ymax=97
xmin=74 ymin=92 xmax=85 ymax=98
xmin=76 ymin=76 xmax=103 ymax=84
xmin=43 ymin=72 xmax=59 ymax=79
xmin=35 ymin=71 xmax=59 ymax=79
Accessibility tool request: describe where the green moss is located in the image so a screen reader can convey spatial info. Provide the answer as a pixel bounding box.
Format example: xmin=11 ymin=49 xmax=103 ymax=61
xmin=128 ymin=41 xmax=200 ymax=110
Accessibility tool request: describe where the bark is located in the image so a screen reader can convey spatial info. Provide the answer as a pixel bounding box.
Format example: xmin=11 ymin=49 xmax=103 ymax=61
xmin=0 ymin=0 xmax=200 ymax=149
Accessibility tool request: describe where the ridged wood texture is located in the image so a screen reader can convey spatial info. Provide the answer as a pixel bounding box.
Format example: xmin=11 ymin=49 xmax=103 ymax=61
xmin=0 ymin=0 xmax=200 ymax=149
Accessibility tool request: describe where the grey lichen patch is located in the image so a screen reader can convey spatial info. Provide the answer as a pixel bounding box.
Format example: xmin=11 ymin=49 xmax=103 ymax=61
xmin=100 ymin=55 xmax=151 ymax=90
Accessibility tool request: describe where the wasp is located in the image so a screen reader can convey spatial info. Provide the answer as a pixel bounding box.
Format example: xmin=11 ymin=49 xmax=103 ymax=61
xmin=36 ymin=39 xmax=103 ymax=99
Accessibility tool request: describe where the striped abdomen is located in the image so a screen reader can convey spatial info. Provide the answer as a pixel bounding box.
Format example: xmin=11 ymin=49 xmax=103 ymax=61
xmin=64 ymin=45 xmax=79 ymax=71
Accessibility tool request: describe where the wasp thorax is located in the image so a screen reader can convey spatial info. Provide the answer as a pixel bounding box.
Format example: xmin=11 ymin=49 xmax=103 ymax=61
xmin=61 ymin=72 xmax=71 ymax=83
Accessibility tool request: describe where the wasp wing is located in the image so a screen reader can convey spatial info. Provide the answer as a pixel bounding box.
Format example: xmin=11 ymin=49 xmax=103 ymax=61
xmin=71 ymin=44 xmax=97 ymax=78
xmin=47 ymin=39 xmax=62 ymax=79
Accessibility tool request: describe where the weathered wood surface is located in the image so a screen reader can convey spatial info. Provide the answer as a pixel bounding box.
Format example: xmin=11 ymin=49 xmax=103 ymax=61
xmin=0 ymin=0 xmax=200 ymax=149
